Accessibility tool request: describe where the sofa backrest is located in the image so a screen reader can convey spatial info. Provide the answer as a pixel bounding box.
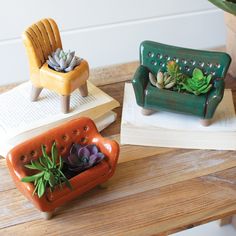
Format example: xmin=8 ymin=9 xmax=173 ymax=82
xmin=6 ymin=117 xmax=99 ymax=179
xmin=140 ymin=41 xmax=231 ymax=78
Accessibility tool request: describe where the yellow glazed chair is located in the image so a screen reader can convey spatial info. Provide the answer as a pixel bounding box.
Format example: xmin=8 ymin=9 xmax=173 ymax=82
xmin=22 ymin=18 xmax=89 ymax=113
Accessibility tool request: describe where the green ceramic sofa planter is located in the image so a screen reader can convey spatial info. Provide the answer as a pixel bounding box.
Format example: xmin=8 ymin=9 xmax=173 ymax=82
xmin=132 ymin=41 xmax=231 ymax=126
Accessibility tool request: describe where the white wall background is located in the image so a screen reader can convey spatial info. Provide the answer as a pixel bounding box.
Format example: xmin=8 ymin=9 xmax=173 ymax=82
xmin=0 ymin=0 xmax=225 ymax=85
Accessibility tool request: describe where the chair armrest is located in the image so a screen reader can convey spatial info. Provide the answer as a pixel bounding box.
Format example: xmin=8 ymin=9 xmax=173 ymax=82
xmin=205 ymin=78 xmax=225 ymax=119
xmin=132 ymin=65 xmax=149 ymax=107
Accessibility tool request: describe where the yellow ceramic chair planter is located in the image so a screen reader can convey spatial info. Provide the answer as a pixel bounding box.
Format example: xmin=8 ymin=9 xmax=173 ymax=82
xmin=22 ymin=18 xmax=89 ymax=113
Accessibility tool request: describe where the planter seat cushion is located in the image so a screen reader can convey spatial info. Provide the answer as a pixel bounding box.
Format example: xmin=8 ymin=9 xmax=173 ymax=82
xmin=47 ymin=160 xmax=110 ymax=202
xmin=145 ymin=83 xmax=206 ymax=117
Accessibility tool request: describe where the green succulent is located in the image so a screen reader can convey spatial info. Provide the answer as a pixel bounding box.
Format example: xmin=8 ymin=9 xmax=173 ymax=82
xmin=21 ymin=142 xmax=72 ymax=198
xmin=149 ymin=61 xmax=213 ymax=95
xmin=166 ymin=61 xmax=186 ymax=92
xmin=208 ymin=0 xmax=236 ymax=16
xmin=167 ymin=61 xmax=180 ymax=78
xmin=149 ymin=70 xmax=176 ymax=89
xmin=181 ymin=68 xmax=213 ymax=96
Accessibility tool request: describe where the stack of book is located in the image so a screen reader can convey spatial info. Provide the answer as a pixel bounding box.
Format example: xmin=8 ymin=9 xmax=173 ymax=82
xmin=120 ymin=83 xmax=236 ymax=150
xmin=0 ymin=81 xmax=119 ymax=157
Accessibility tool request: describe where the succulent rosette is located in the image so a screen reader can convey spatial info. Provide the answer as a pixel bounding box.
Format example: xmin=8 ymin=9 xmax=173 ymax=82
xmin=63 ymin=144 xmax=105 ymax=177
xmin=47 ymin=48 xmax=82 ymax=73
xmin=149 ymin=70 xmax=176 ymax=89
xmin=181 ymin=68 xmax=212 ymax=96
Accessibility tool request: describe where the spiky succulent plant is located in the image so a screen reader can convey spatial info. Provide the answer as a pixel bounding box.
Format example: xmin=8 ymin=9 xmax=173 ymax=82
xmin=167 ymin=61 xmax=186 ymax=92
xmin=21 ymin=143 xmax=72 ymax=198
xmin=63 ymin=144 xmax=105 ymax=178
xmin=166 ymin=61 xmax=182 ymax=79
xmin=47 ymin=48 xmax=82 ymax=72
xmin=208 ymin=0 xmax=236 ymax=16
xmin=149 ymin=70 xmax=176 ymax=89
xmin=181 ymin=68 xmax=212 ymax=95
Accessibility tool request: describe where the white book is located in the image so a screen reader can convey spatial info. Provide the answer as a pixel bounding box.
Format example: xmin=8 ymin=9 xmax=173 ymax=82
xmin=121 ymin=83 xmax=236 ymax=150
xmin=0 ymin=81 xmax=119 ymax=157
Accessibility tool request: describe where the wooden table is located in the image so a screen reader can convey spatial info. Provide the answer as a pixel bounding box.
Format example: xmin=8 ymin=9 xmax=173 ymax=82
xmin=1 ymin=62 xmax=236 ymax=236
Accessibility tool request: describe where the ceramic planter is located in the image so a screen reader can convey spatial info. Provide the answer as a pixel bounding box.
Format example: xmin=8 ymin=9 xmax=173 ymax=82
xmin=6 ymin=117 xmax=119 ymax=219
xmin=132 ymin=41 xmax=231 ymax=126
xmin=22 ymin=18 xmax=89 ymax=113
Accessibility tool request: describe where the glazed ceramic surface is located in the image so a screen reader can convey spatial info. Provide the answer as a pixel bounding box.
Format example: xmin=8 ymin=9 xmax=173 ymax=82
xmin=22 ymin=18 xmax=89 ymax=96
xmin=132 ymin=40 xmax=231 ymax=119
xmin=6 ymin=117 xmax=119 ymax=212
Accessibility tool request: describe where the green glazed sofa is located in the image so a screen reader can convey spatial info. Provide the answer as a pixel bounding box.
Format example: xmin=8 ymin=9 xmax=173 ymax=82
xmin=132 ymin=41 xmax=231 ymax=126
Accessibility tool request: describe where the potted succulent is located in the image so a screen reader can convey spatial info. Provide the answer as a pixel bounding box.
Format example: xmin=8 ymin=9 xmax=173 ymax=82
xmin=208 ymin=0 xmax=236 ymax=77
xmin=149 ymin=61 xmax=213 ymax=95
xmin=132 ymin=41 xmax=231 ymax=126
xmin=22 ymin=18 xmax=89 ymax=113
xmin=6 ymin=117 xmax=119 ymax=219
xmin=47 ymin=48 xmax=82 ymax=73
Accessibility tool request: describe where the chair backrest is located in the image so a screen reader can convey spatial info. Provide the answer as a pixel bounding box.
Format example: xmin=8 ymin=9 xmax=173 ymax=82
xmin=22 ymin=18 xmax=62 ymax=70
xmin=140 ymin=41 xmax=231 ymax=79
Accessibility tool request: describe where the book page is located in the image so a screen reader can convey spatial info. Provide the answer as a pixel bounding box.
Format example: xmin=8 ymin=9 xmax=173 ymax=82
xmin=0 ymin=81 xmax=118 ymax=140
xmin=122 ymin=83 xmax=236 ymax=132
xmin=0 ymin=111 xmax=117 ymax=158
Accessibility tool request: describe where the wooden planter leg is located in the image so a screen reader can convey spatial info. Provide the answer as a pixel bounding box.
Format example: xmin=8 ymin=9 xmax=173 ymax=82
xmin=200 ymin=118 xmax=211 ymax=127
xmin=42 ymin=211 xmax=54 ymax=220
xmin=232 ymin=215 xmax=236 ymax=229
xmin=79 ymin=82 xmax=88 ymax=97
xmin=61 ymin=95 xmax=70 ymax=113
xmin=219 ymin=216 xmax=232 ymax=226
xmin=141 ymin=108 xmax=153 ymax=116
xmin=31 ymin=86 xmax=42 ymax=102
xmin=98 ymin=181 xmax=110 ymax=189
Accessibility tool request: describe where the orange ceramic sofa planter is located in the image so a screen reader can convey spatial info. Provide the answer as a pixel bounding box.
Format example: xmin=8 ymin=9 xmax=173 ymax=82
xmin=6 ymin=117 xmax=119 ymax=219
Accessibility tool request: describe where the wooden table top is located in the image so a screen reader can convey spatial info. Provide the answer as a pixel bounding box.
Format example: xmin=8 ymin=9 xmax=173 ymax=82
xmin=1 ymin=62 xmax=236 ymax=236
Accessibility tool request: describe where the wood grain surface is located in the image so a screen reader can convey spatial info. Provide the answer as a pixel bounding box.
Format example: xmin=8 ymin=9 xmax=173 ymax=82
xmin=1 ymin=61 xmax=236 ymax=236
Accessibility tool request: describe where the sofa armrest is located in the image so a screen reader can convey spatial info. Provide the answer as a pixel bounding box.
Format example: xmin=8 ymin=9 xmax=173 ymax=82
xmin=91 ymin=134 xmax=119 ymax=171
xmin=132 ymin=65 xmax=149 ymax=107
xmin=205 ymin=78 xmax=225 ymax=119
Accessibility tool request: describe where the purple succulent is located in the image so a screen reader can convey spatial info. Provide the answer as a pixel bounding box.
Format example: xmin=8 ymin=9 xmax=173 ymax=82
xmin=64 ymin=143 xmax=105 ymax=176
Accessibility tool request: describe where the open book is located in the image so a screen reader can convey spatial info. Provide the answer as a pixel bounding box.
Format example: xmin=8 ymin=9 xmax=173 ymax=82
xmin=121 ymin=83 xmax=236 ymax=150
xmin=0 ymin=81 xmax=119 ymax=157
